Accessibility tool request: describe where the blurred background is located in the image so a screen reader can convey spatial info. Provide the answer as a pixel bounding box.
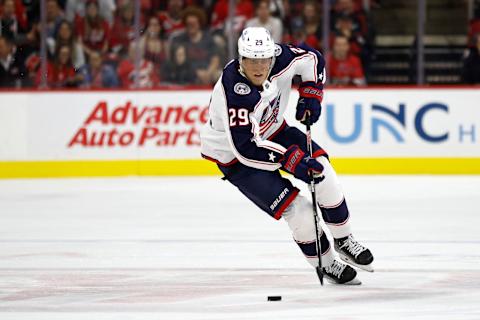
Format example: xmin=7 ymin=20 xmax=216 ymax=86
xmin=1 ymin=0 xmax=480 ymax=90
xmin=1 ymin=2 xmax=480 ymax=318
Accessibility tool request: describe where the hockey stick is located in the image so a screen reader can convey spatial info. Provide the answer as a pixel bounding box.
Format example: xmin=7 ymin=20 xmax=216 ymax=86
xmin=305 ymin=114 xmax=324 ymax=285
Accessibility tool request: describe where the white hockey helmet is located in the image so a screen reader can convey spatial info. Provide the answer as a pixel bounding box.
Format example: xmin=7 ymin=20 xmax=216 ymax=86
xmin=238 ymin=27 xmax=275 ymax=59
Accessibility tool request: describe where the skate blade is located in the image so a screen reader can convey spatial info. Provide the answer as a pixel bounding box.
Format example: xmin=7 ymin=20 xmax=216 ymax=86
xmin=325 ymin=276 xmax=362 ymax=285
xmin=339 ymin=253 xmax=374 ymax=273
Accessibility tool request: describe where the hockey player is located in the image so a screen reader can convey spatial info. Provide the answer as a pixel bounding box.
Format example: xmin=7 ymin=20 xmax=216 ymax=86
xmin=200 ymin=27 xmax=373 ymax=285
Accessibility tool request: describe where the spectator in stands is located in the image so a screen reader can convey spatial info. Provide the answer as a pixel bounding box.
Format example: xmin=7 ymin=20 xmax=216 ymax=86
xmin=284 ymin=0 xmax=307 ymax=22
xmin=109 ymin=1 xmax=137 ymax=58
xmin=24 ymin=52 xmax=41 ymax=87
xmin=332 ymin=12 xmax=372 ymax=74
xmin=36 ymin=44 xmax=83 ymax=88
xmin=0 ymin=0 xmax=27 ymax=44
xmin=139 ymin=16 xmax=167 ymax=71
xmin=245 ymin=0 xmax=283 ymax=43
xmin=327 ymin=35 xmax=366 ymax=86
xmin=288 ymin=0 xmax=322 ymax=50
xmin=332 ymin=0 xmax=368 ymax=38
xmin=0 ymin=36 xmax=26 ymax=87
xmin=65 ymin=0 xmax=116 ymax=26
xmin=210 ymin=0 xmax=254 ymax=38
xmin=332 ymin=14 xmax=364 ymax=58
xmin=48 ymin=20 xmax=85 ymax=70
xmin=332 ymin=0 xmax=373 ymax=69
xmin=161 ymin=43 xmax=196 ymax=85
xmin=268 ymin=0 xmax=286 ymax=20
xmin=81 ymin=50 xmax=119 ymax=88
xmin=117 ymin=41 xmax=159 ymax=88
xmin=171 ymin=6 xmax=221 ymax=85
xmin=77 ymin=0 xmax=110 ymax=57
xmin=15 ymin=0 xmax=36 ymax=30
xmin=46 ymin=0 xmax=64 ymax=40
xmin=287 ymin=16 xmax=307 ymax=47
xmin=19 ymin=22 xmax=42 ymax=87
xmin=462 ymin=33 xmax=480 ymax=84
xmin=158 ymin=0 xmax=184 ymax=39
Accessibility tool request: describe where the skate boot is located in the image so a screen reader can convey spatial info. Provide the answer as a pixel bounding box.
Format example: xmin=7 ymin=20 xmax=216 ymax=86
xmin=322 ymin=258 xmax=361 ymax=285
xmin=335 ymin=234 xmax=374 ymax=272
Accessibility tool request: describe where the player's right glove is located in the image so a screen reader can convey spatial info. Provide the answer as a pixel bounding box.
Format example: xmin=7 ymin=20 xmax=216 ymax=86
xmin=280 ymin=145 xmax=324 ymax=184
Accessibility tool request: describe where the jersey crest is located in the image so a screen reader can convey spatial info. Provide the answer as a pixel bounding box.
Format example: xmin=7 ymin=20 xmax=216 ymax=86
xmin=259 ymin=93 xmax=281 ymax=134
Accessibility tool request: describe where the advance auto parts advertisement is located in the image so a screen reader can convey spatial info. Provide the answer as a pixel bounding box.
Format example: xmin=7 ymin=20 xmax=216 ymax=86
xmin=0 ymin=91 xmax=209 ymax=160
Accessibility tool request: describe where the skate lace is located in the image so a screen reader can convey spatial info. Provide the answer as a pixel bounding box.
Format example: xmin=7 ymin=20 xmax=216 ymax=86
xmin=324 ymin=260 xmax=346 ymax=278
xmin=340 ymin=235 xmax=366 ymax=258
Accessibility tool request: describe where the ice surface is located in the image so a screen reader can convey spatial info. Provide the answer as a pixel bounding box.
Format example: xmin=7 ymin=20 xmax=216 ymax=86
xmin=0 ymin=176 xmax=479 ymax=320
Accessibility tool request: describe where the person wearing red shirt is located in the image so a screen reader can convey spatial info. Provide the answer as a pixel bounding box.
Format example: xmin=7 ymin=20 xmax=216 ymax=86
xmin=35 ymin=44 xmax=83 ymax=88
xmin=327 ymin=35 xmax=366 ymax=86
xmin=76 ymin=0 xmax=110 ymax=56
xmin=117 ymin=41 xmax=159 ymax=89
xmin=158 ymin=0 xmax=184 ymax=39
xmin=109 ymin=1 xmax=139 ymax=57
xmin=210 ymin=0 xmax=254 ymax=35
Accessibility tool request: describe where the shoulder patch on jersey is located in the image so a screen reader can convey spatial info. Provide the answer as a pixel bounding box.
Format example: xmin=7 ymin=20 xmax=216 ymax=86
xmin=274 ymin=44 xmax=282 ymax=56
xmin=234 ymin=82 xmax=251 ymax=95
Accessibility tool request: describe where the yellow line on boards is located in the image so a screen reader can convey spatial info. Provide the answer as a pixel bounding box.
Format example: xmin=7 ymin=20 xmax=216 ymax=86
xmin=330 ymin=158 xmax=480 ymax=174
xmin=0 ymin=158 xmax=479 ymax=178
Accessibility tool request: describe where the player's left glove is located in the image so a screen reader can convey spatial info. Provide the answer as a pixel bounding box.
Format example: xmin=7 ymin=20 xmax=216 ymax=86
xmin=296 ymin=81 xmax=323 ymax=125
xmin=280 ymin=145 xmax=324 ymax=184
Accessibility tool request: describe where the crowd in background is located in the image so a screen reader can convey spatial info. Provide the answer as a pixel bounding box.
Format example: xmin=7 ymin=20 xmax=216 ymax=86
xmin=0 ymin=0 xmax=479 ymax=89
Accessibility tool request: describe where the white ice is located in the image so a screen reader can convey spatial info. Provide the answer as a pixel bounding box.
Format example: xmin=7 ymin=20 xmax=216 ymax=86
xmin=0 ymin=175 xmax=479 ymax=320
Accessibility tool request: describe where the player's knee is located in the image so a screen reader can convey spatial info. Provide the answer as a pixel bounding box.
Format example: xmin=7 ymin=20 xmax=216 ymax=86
xmin=315 ymin=157 xmax=344 ymax=207
xmin=283 ymin=195 xmax=317 ymax=242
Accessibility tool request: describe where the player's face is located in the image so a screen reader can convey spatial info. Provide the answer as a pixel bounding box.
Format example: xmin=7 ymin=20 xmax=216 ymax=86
xmin=241 ymin=57 xmax=272 ymax=86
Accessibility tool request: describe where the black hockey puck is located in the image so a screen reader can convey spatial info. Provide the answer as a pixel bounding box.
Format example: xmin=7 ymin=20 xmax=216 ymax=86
xmin=267 ymin=296 xmax=282 ymax=301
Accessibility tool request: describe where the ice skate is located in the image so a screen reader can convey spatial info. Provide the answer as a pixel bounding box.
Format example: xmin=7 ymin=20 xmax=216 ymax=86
xmin=335 ymin=234 xmax=374 ymax=272
xmin=322 ymin=258 xmax=361 ymax=285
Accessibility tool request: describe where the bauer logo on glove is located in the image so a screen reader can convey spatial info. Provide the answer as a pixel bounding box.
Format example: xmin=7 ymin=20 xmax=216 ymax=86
xmin=296 ymin=81 xmax=324 ymax=125
xmin=280 ymin=145 xmax=324 ymax=184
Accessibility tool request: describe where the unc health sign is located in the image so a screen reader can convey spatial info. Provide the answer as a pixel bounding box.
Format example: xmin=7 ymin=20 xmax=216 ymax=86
xmin=0 ymin=88 xmax=478 ymax=176
xmin=308 ymin=89 xmax=479 ymax=157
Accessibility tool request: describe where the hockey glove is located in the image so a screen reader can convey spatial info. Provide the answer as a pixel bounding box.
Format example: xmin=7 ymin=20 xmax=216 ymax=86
xmin=296 ymin=81 xmax=323 ymax=125
xmin=280 ymin=145 xmax=324 ymax=184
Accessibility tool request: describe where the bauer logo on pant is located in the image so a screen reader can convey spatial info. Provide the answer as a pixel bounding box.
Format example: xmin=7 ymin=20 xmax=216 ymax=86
xmin=270 ymin=187 xmax=289 ymax=211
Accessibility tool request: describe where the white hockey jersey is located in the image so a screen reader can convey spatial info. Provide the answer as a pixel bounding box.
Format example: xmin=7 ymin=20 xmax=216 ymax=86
xmin=200 ymin=43 xmax=325 ymax=171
